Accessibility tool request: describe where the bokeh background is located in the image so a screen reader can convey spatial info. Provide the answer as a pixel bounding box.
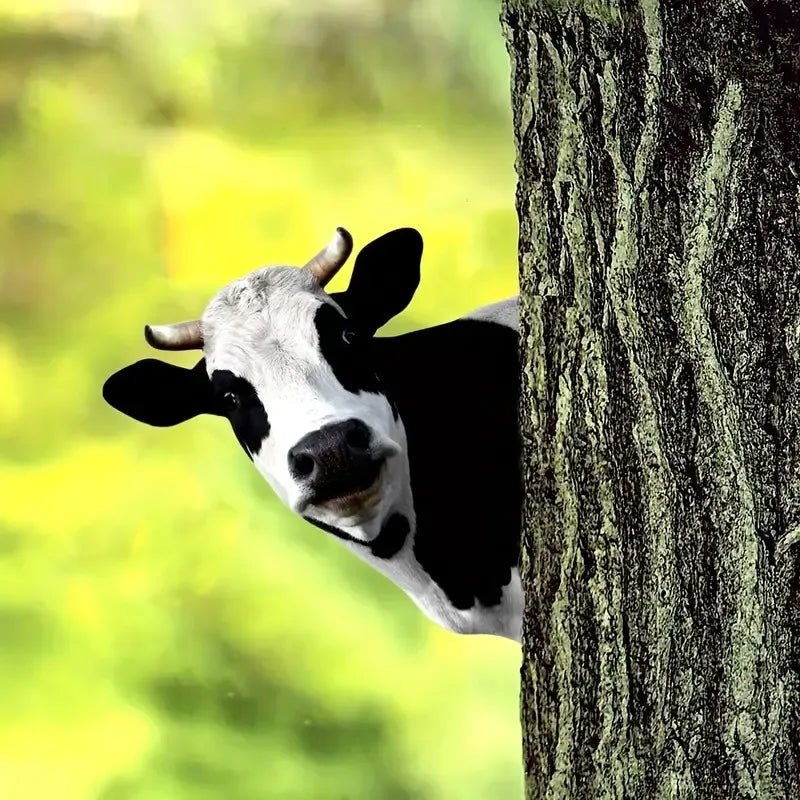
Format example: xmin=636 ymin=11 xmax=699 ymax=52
xmin=0 ymin=1 xmax=521 ymax=798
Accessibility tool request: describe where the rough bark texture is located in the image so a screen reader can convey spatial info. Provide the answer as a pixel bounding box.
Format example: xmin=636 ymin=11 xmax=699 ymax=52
xmin=502 ymin=1 xmax=800 ymax=797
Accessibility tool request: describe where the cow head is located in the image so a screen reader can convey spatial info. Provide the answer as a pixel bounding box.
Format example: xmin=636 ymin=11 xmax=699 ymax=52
xmin=103 ymin=227 xmax=422 ymax=543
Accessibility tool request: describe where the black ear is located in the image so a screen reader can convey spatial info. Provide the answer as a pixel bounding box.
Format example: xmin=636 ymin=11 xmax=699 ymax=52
xmin=102 ymin=358 xmax=218 ymax=427
xmin=331 ymin=228 xmax=422 ymax=334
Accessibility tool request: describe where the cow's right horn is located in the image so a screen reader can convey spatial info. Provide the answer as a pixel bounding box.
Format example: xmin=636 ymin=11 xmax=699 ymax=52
xmin=304 ymin=227 xmax=353 ymax=287
xmin=144 ymin=320 xmax=204 ymax=350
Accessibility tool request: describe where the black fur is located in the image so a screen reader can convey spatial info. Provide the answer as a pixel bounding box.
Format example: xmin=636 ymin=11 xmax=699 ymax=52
xmin=210 ymin=370 xmax=270 ymax=459
xmin=304 ymin=512 xmax=410 ymax=561
xmin=314 ymin=304 xmax=381 ymax=395
xmin=377 ymin=320 xmax=520 ymax=609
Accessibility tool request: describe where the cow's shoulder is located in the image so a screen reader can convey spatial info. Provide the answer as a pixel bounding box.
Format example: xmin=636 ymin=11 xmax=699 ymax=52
xmin=461 ymin=296 xmax=518 ymax=331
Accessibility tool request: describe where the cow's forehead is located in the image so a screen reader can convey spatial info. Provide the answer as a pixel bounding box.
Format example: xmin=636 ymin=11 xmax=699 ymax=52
xmin=200 ymin=264 xmax=344 ymax=373
xmin=203 ymin=265 xmax=322 ymax=322
xmin=203 ymin=265 xmax=339 ymax=336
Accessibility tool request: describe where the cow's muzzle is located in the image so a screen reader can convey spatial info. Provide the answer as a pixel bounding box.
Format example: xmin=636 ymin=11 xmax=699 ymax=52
xmin=288 ymin=419 xmax=393 ymax=512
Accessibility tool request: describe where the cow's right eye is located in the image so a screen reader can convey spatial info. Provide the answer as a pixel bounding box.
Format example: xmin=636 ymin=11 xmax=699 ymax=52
xmin=221 ymin=391 xmax=240 ymax=414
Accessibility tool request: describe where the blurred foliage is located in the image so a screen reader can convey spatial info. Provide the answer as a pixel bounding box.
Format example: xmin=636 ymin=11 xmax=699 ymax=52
xmin=0 ymin=1 xmax=521 ymax=798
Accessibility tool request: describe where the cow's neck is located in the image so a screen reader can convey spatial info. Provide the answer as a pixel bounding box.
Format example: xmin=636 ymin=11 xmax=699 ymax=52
xmin=369 ymin=318 xmax=521 ymax=608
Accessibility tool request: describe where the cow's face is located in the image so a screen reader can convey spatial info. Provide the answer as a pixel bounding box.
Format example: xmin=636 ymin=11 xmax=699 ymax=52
xmin=103 ymin=228 xmax=422 ymax=541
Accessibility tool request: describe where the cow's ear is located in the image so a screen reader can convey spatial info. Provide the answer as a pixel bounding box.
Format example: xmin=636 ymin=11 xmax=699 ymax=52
xmin=103 ymin=358 xmax=219 ymax=427
xmin=331 ymin=228 xmax=422 ymax=334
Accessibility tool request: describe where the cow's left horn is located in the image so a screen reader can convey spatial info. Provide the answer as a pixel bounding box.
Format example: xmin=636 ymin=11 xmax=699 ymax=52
xmin=144 ymin=320 xmax=204 ymax=350
xmin=304 ymin=227 xmax=353 ymax=286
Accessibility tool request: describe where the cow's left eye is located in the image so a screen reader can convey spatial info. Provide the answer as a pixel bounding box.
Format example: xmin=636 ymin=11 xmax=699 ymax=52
xmin=222 ymin=391 xmax=240 ymax=414
xmin=342 ymin=328 xmax=357 ymax=345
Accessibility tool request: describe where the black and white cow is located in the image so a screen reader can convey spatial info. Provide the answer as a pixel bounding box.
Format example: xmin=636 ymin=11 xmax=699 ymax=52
xmin=103 ymin=228 xmax=522 ymax=640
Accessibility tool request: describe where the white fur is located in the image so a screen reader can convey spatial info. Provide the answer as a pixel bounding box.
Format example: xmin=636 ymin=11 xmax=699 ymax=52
xmin=463 ymin=296 xmax=518 ymax=329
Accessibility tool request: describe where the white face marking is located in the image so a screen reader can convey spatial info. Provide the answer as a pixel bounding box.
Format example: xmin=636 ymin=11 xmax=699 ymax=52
xmin=200 ymin=266 xmax=409 ymax=542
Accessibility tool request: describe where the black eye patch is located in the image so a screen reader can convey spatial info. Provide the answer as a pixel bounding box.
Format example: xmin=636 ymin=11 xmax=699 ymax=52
xmin=315 ymin=303 xmax=381 ymax=396
xmin=211 ymin=370 xmax=270 ymax=459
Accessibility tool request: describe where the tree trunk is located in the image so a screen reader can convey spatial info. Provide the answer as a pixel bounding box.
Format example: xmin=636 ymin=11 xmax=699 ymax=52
xmin=502 ymin=1 xmax=800 ymax=797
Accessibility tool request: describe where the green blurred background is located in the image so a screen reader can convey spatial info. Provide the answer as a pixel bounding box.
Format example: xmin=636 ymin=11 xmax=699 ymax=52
xmin=0 ymin=1 xmax=520 ymax=797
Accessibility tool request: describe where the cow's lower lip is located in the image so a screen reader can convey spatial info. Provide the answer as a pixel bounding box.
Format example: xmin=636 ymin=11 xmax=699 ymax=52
xmin=319 ymin=476 xmax=382 ymax=515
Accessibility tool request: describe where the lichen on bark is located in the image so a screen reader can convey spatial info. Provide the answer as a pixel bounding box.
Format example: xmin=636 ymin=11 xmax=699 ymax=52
xmin=502 ymin=1 xmax=800 ymax=797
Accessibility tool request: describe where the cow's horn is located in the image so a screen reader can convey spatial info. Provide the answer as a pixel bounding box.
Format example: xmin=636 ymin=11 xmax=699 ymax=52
xmin=144 ymin=320 xmax=204 ymax=350
xmin=304 ymin=227 xmax=353 ymax=286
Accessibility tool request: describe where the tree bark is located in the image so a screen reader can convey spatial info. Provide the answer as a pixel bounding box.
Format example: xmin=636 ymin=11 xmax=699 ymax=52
xmin=502 ymin=1 xmax=800 ymax=797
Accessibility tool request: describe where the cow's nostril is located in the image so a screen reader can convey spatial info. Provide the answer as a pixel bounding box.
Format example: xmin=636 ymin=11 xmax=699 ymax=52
xmin=291 ymin=452 xmax=316 ymax=478
xmin=345 ymin=423 xmax=371 ymax=452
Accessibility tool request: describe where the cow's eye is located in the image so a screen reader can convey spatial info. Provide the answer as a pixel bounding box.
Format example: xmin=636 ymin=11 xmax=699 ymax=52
xmin=342 ymin=328 xmax=357 ymax=345
xmin=222 ymin=391 xmax=240 ymax=414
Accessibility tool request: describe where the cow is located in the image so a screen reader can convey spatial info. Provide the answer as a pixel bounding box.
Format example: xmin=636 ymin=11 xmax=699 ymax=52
xmin=103 ymin=227 xmax=522 ymax=641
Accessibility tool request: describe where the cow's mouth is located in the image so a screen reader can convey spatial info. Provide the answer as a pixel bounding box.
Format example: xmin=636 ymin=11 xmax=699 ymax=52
xmin=318 ymin=470 xmax=383 ymax=517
